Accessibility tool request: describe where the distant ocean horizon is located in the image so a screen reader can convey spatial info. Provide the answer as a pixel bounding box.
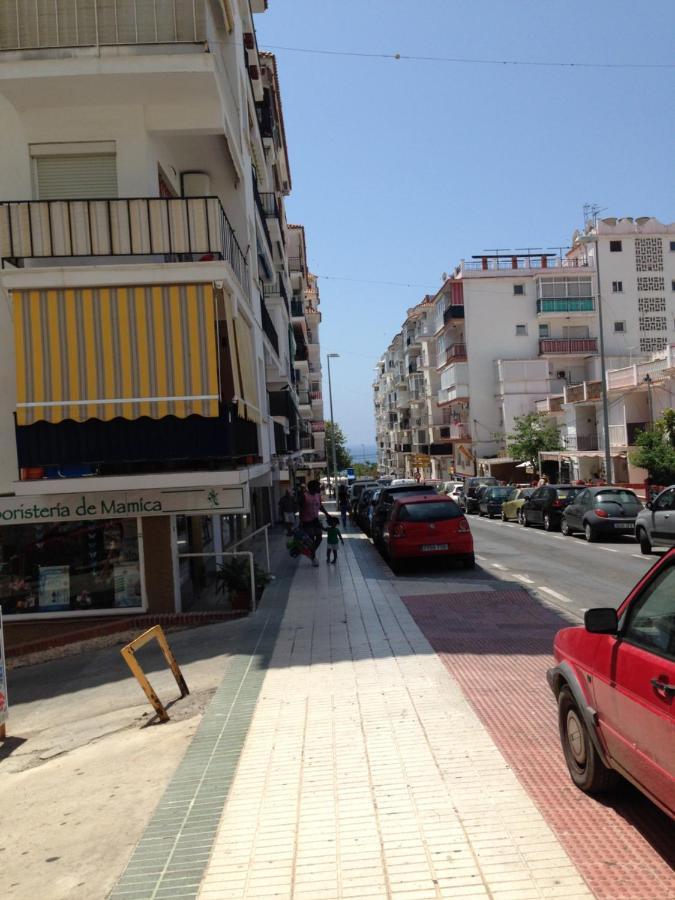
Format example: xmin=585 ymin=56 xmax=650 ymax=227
xmin=347 ymin=443 xmax=378 ymax=463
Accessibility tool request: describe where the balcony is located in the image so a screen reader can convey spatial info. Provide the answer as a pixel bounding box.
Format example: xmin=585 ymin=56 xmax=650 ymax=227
xmin=260 ymin=299 xmax=279 ymax=356
xmin=0 ymin=196 xmax=249 ymax=297
xmin=535 ymin=395 xmax=563 ymax=414
xmin=564 ymin=434 xmax=598 ymax=452
xmin=537 ymin=298 xmax=595 ymax=315
xmin=252 ymin=174 xmax=273 ymax=256
xmin=263 ymin=275 xmax=289 ymax=313
xmin=609 ymin=423 xmax=649 ymax=447
xmin=311 ymin=421 xmax=325 ymax=433
xmin=462 ymin=255 xmax=589 ymax=272
xmin=0 ymin=0 xmax=206 ymax=51
xmin=291 ymin=299 xmax=305 ymax=318
xmin=539 ymin=339 xmax=598 ymax=355
xmin=607 ymin=351 xmax=674 ymax=390
xmin=443 ymin=304 xmax=464 ymax=323
xmin=310 ymin=391 xmax=322 ymax=401
xmin=445 ymin=343 xmax=467 ymax=365
xmin=15 ymin=405 xmax=259 ymax=475
xmin=288 ymin=256 xmax=305 ymax=274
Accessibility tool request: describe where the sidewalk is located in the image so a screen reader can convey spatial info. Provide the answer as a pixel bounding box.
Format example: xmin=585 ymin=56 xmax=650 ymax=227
xmin=113 ymin=526 xmax=592 ymax=900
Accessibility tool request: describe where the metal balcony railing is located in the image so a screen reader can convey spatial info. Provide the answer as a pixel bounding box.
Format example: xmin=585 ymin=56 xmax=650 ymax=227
xmin=252 ymin=173 xmax=273 ymax=254
xmin=288 ymin=256 xmax=305 ymax=274
xmin=260 ymin=299 xmax=279 ymax=356
xmin=263 ymin=275 xmax=289 ymax=313
xmin=290 ymin=299 xmax=304 ymax=318
xmin=463 ymin=256 xmax=590 ymax=272
xmin=539 ymin=338 xmax=598 ymax=354
xmin=0 ymin=195 xmax=249 ymax=296
xmin=446 ymin=343 xmax=467 ymax=363
xmin=0 ymin=0 xmax=206 ymax=51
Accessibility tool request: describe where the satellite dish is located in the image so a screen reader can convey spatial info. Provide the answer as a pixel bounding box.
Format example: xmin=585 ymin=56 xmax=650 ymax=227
xmin=441 ymin=272 xmax=448 ymax=281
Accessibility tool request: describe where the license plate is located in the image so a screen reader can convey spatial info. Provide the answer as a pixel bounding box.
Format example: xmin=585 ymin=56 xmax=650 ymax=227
xmin=421 ymin=544 xmax=448 ymax=552
xmin=614 ymin=523 xmax=633 ymax=529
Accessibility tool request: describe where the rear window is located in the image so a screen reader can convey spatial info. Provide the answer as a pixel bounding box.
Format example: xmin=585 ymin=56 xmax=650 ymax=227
xmin=595 ymin=490 xmax=641 ymax=505
xmin=397 ymin=500 xmax=462 ymax=522
xmin=553 ymin=488 xmax=582 ymax=499
xmin=488 ymin=488 xmax=514 ymax=499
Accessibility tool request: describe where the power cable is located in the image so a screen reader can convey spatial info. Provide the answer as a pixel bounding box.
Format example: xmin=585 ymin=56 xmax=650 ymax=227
xmin=261 ymin=44 xmax=675 ymax=71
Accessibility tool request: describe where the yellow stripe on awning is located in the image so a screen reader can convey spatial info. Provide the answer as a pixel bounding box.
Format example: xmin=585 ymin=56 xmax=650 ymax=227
xmin=233 ymin=313 xmax=261 ymax=424
xmin=13 ymin=284 xmax=220 ymax=425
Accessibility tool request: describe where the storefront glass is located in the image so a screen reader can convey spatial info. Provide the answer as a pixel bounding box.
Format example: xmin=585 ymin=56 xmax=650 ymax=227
xmin=0 ymin=518 xmax=142 ymax=616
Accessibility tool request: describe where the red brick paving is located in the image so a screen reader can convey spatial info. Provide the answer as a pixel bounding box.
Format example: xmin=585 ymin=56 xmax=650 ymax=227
xmin=402 ymin=589 xmax=675 ymax=900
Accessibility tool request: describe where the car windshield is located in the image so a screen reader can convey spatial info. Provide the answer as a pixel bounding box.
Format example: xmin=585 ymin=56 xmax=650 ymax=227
xmin=595 ymin=490 xmax=641 ymax=506
xmin=488 ymin=488 xmax=513 ymax=499
xmin=397 ymin=501 xmax=462 ymax=522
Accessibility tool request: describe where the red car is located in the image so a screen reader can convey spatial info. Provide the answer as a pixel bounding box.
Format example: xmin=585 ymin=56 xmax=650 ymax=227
xmin=382 ymin=494 xmax=475 ymax=572
xmin=547 ymin=549 xmax=675 ymax=818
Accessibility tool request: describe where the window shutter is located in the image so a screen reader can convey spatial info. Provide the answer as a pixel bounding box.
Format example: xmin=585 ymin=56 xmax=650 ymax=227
xmin=35 ymin=154 xmax=118 ymax=200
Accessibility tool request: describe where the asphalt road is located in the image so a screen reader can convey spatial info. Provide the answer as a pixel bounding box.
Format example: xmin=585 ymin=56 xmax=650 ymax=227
xmin=468 ymin=513 xmax=661 ymax=621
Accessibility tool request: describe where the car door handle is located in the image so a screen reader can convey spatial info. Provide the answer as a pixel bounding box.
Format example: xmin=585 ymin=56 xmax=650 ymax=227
xmin=650 ymin=678 xmax=675 ymax=698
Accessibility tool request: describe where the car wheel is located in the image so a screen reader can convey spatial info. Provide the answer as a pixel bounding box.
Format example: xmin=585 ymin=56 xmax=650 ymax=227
xmin=501 ymin=510 xmax=507 ymax=522
xmin=517 ymin=509 xmax=524 ymax=525
xmin=584 ymin=523 xmax=597 ymax=543
xmin=558 ymin=687 xmax=617 ymax=793
xmin=543 ymin=513 xmax=555 ymax=532
xmin=478 ymin=509 xmax=484 ymax=517
xmin=638 ymin=527 xmax=652 ymax=555
xmin=522 ymin=512 xmax=530 ymax=527
xmin=561 ymin=518 xmax=572 ymax=536
xmin=462 ymin=554 xmax=476 ymax=570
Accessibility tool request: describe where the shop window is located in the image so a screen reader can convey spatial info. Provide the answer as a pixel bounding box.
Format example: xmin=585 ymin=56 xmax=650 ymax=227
xmin=0 ymin=519 xmax=141 ymax=616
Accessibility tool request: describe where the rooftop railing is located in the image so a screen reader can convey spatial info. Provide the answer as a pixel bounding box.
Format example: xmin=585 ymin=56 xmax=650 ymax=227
xmin=463 ymin=256 xmax=590 ymax=272
xmin=0 ymin=0 xmax=206 ymax=51
xmin=0 ymin=195 xmax=249 ymax=296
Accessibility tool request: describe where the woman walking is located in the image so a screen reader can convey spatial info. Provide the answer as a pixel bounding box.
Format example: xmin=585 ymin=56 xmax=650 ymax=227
xmin=298 ymin=480 xmax=330 ymax=566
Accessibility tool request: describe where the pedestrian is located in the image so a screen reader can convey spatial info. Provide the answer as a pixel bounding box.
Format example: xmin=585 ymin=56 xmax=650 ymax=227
xmin=298 ymin=479 xmax=330 ymax=567
xmin=278 ymin=489 xmax=297 ymax=535
xmin=325 ymin=517 xmax=344 ymax=564
xmin=537 ymin=474 xmax=549 ymax=487
xmin=337 ymin=483 xmax=350 ymax=528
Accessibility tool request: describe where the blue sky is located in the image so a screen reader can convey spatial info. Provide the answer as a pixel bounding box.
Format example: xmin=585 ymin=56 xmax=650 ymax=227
xmin=256 ymin=0 xmax=675 ymax=446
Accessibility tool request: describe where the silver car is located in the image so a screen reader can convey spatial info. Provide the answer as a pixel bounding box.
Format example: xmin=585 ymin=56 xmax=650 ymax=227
xmin=635 ymin=485 xmax=675 ymax=554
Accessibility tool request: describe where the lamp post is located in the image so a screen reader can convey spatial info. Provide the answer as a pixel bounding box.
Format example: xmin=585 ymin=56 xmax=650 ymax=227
xmin=578 ymin=233 xmax=613 ymax=483
xmin=327 ymin=353 xmax=340 ymax=497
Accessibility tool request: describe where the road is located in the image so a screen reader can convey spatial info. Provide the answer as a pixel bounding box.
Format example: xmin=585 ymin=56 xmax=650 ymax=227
xmin=468 ymin=513 xmax=660 ymax=620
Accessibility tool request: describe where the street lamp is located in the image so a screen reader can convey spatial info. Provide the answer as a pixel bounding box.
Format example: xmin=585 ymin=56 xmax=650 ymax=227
xmin=326 ymin=353 xmax=340 ymax=497
xmin=577 ymin=233 xmax=612 ymax=482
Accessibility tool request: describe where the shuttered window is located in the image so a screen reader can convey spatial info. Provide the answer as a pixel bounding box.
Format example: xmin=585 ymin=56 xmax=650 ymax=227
xmin=34 ymin=154 xmax=118 ymax=200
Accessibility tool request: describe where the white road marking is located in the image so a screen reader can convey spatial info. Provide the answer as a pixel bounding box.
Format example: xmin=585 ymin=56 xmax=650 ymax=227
xmin=512 ymin=573 xmax=535 ymax=584
xmin=490 ymin=563 xmax=507 ymax=570
xmin=632 ymin=554 xmax=648 ymax=560
xmin=601 ymin=547 xmax=619 ymax=553
xmin=475 ymin=554 xmax=486 ymax=560
xmin=538 ymin=585 xmax=573 ymax=604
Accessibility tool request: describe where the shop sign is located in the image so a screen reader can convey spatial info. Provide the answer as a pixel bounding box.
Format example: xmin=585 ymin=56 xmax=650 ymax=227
xmin=0 ymin=486 xmax=248 ymax=525
xmin=0 ymin=609 xmax=7 ymax=728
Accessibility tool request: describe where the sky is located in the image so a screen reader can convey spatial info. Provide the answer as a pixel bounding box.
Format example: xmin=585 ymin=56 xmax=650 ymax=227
xmin=256 ymin=0 xmax=675 ymax=447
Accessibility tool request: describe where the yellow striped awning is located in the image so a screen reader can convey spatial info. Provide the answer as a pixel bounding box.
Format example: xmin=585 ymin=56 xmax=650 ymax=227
xmin=13 ymin=284 xmax=220 ymax=425
xmin=221 ymin=298 xmax=261 ymax=425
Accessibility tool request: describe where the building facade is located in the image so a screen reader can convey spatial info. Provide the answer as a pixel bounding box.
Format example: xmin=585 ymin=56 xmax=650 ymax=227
xmin=0 ymin=0 xmax=324 ymax=647
xmin=374 ymin=217 xmax=674 ymax=481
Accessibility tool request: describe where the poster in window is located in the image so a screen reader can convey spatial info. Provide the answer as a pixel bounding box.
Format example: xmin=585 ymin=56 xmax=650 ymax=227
xmin=113 ymin=562 xmax=142 ymax=608
xmin=38 ymin=565 xmax=71 ymax=610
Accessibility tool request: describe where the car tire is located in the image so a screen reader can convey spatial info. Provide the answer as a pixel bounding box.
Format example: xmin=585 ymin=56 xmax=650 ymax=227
xmin=543 ymin=513 xmax=555 ymax=532
xmin=522 ymin=512 xmax=530 ymax=527
xmin=462 ymin=554 xmax=476 ymax=569
xmin=558 ymin=687 xmax=618 ymax=793
xmin=561 ymin=518 xmax=572 ymax=536
xmin=501 ymin=510 xmax=508 ymax=522
xmin=478 ymin=510 xmax=484 ymax=517
xmin=517 ymin=509 xmax=524 ymax=525
xmin=584 ymin=523 xmax=597 ymax=543
xmin=638 ymin=527 xmax=652 ymax=555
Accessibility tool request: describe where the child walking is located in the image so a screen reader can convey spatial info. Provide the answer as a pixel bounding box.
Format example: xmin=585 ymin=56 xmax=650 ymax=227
xmin=325 ymin=518 xmax=344 ymax=564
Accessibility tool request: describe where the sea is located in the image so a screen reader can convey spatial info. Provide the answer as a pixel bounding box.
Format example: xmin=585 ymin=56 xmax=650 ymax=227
xmin=347 ymin=443 xmax=378 ymax=464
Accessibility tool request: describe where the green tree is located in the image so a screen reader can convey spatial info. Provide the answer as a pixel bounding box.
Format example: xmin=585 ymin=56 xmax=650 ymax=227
xmin=629 ymin=410 xmax=675 ymax=483
xmin=324 ymin=421 xmax=352 ymax=471
xmin=353 ymin=462 xmax=378 ymax=478
xmin=507 ymin=412 xmax=562 ymax=468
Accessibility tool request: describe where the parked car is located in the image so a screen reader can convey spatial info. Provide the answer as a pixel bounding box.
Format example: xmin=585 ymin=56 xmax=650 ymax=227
xmin=459 ymin=477 xmax=499 ymax=514
xmin=371 ymin=483 xmax=438 ymax=547
xmin=521 ymin=484 xmax=584 ymax=531
xmin=547 ymin=548 xmax=675 ymax=819
xmin=464 ymin=483 xmax=493 ymax=515
xmin=365 ymin=489 xmax=381 ymax=536
xmin=478 ymin=486 xmax=515 ymax=518
xmin=355 ymin=488 xmax=376 ymax=530
xmin=562 ymin=487 xmax=643 ymax=542
xmin=349 ymin=480 xmax=378 ymax=517
xmin=501 ymin=487 xmax=535 ymax=522
xmin=441 ymin=481 xmax=464 ymax=499
xmin=382 ymin=494 xmax=475 ymax=572
xmin=635 ymin=485 xmax=675 ymax=554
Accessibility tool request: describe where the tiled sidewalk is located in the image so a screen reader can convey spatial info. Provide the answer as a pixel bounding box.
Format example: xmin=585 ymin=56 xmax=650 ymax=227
xmin=197 ymin=532 xmax=591 ymax=900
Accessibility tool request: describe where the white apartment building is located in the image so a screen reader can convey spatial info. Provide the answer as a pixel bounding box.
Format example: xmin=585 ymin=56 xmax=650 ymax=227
xmin=0 ymin=0 xmax=322 ymax=648
xmin=375 ymin=216 xmax=674 ymax=481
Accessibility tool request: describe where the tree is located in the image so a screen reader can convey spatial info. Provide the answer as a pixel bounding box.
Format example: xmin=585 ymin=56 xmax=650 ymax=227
xmin=324 ymin=421 xmax=352 ymax=471
xmin=353 ymin=462 xmax=378 ymax=478
xmin=507 ymin=412 xmax=562 ymax=468
xmin=629 ymin=410 xmax=675 ymax=484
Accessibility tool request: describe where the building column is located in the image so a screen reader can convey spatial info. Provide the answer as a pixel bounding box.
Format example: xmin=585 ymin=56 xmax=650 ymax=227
xmin=141 ymin=516 xmax=177 ymax=614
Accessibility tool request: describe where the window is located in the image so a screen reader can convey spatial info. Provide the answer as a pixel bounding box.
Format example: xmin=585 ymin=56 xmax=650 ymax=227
xmin=513 ymin=284 xmax=525 ymax=296
xmin=614 ymin=321 xmax=626 ymax=333
xmin=653 ymin=489 xmax=675 ymax=512
xmin=31 ymin=142 xmax=118 ymax=200
xmin=515 ymin=324 xmax=527 ymax=336
xmin=623 ymin=562 xmax=675 ymax=660
xmin=612 ymin=281 xmax=623 ymax=293
xmin=397 ymin=501 xmax=461 ymax=522
xmin=670 ymin=241 xmax=675 ymax=252
xmin=609 ymin=240 xmax=622 ymax=252
xmin=672 ymin=280 xmax=675 ymax=291
xmin=538 ymin=324 xmax=550 ymax=338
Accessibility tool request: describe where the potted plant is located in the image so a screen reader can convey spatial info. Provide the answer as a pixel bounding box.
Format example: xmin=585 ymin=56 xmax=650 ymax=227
xmin=217 ymin=558 xmax=272 ymax=611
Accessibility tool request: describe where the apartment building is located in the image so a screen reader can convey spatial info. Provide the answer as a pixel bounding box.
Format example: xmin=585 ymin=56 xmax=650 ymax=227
xmin=375 ymin=216 xmax=673 ymax=481
xmin=0 ymin=0 xmax=322 ymax=646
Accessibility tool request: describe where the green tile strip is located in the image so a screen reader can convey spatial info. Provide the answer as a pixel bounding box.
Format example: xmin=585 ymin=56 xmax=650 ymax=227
xmin=110 ymin=549 xmax=292 ymax=900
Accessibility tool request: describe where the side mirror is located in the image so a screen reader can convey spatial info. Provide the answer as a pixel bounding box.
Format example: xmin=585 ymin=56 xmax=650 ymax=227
xmin=646 ymin=501 xmax=653 ymax=510
xmin=584 ymin=607 xmax=618 ymax=635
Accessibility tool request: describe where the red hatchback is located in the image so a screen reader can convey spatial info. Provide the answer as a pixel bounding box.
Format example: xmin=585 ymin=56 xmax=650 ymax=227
xmin=382 ymin=494 xmax=475 ymax=572
xmin=547 ymin=549 xmax=675 ymax=818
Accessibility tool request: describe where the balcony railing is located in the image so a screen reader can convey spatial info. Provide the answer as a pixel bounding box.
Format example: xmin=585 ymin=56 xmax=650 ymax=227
xmin=539 ymin=338 xmax=598 ymax=354
xmin=0 ymin=0 xmax=206 ymax=51
xmin=537 ymin=298 xmax=595 ymax=314
xmin=565 ymin=434 xmax=598 ymax=451
xmin=311 ymin=421 xmax=325 ymax=433
xmin=463 ymin=256 xmax=589 ymax=272
xmin=288 ymin=256 xmax=305 ymax=273
xmin=0 ymin=196 xmax=249 ymax=296
xmin=607 ymin=353 xmax=673 ymax=390
xmin=310 ymin=391 xmax=322 ymax=401
xmin=443 ymin=304 xmax=464 ymax=323
xmin=290 ymin=299 xmax=304 ymax=318
xmin=263 ymin=275 xmax=289 ymax=313
xmin=446 ymin=343 xmax=467 ymax=364
xmin=252 ymin=174 xmax=273 ymax=254
xmin=260 ymin=299 xmax=279 ymax=356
